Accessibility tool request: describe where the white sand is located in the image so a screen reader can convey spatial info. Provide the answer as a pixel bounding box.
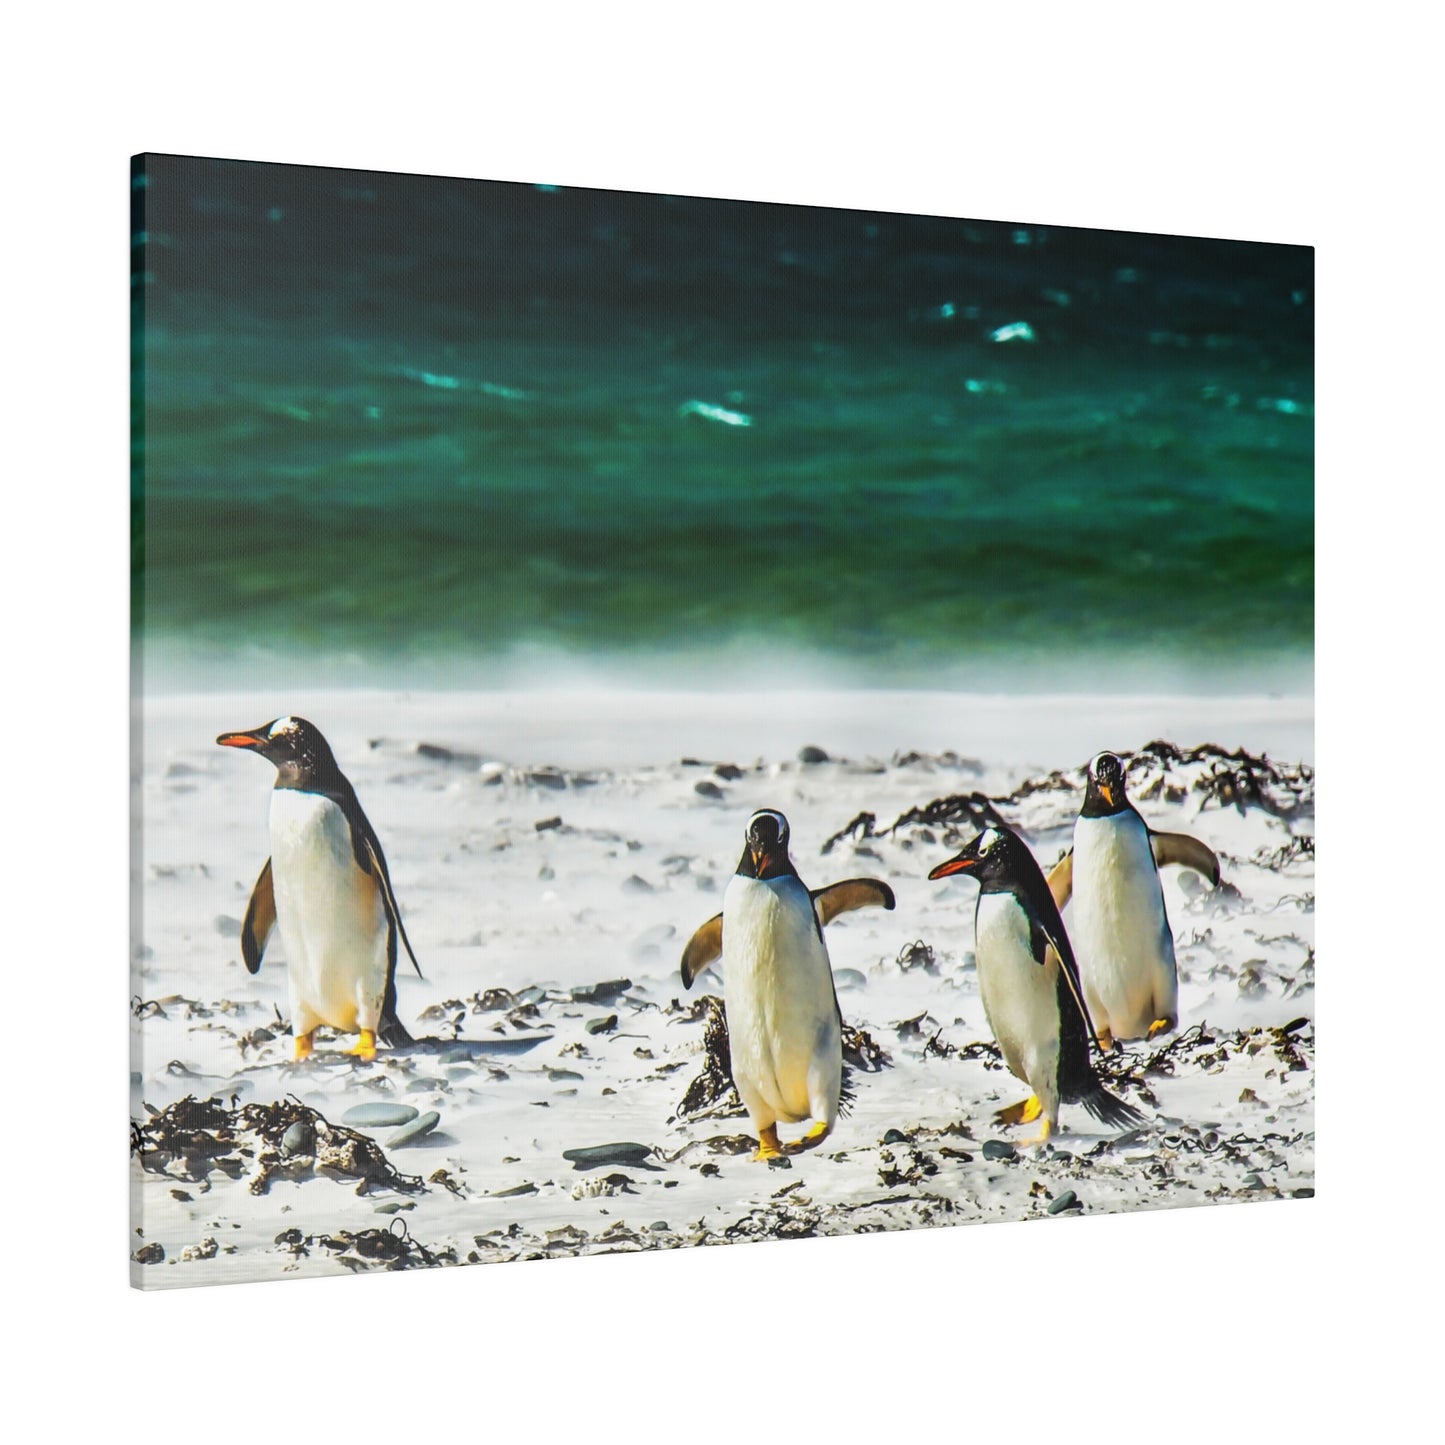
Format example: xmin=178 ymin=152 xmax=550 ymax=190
xmin=130 ymin=690 xmax=1314 ymax=1287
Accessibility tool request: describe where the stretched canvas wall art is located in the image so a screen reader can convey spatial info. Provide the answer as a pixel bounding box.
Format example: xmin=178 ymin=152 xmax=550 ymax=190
xmin=130 ymin=154 xmax=1314 ymax=1287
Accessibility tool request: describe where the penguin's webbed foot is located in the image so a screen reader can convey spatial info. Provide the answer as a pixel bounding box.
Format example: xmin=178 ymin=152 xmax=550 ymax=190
xmin=784 ymin=1121 xmax=833 ymax=1155
xmin=293 ymin=1031 xmax=315 ymax=1063
xmin=994 ymin=1094 xmax=1042 ymax=1128
xmin=348 ymin=1029 xmax=378 ymax=1063
xmin=752 ymin=1124 xmax=786 ymax=1162
xmin=1096 ymin=1028 xmax=1115 ymax=1052
xmin=1146 ymin=1016 xmax=1177 ymax=1041
xmin=1016 ymin=1117 xmax=1055 ymax=1150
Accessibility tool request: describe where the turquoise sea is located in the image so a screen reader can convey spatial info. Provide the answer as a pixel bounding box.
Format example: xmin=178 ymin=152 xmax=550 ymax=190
xmin=133 ymin=155 xmax=1313 ymax=693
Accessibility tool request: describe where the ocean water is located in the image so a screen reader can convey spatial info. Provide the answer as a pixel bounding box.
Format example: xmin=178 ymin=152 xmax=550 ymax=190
xmin=133 ymin=155 xmax=1313 ymax=694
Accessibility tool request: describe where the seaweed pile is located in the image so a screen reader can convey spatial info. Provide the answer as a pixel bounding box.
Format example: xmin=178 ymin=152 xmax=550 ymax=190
xmin=1096 ymin=1018 xmax=1313 ymax=1109
xmin=273 ymin=1218 xmax=454 ymax=1273
xmin=132 ymin=1095 xmax=428 ymax=1197
xmin=822 ymin=742 xmax=1314 ymax=860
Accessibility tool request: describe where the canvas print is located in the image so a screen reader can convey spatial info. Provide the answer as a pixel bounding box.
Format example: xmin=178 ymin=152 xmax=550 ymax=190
xmin=130 ymin=154 xmax=1314 ymax=1287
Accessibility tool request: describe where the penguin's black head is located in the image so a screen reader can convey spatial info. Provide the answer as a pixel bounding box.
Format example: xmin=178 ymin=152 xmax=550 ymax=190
xmin=739 ymin=809 xmax=795 ymax=880
xmin=217 ymin=716 xmax=336 ymax=786
xmin=1083 ymin=751 xmax=1129 ymax=816
xmin=927 ymin=824 xmax=1026 ymax=888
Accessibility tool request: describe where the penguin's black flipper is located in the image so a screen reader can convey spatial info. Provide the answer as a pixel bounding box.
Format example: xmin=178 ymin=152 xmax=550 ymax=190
xmin=681 ymin=913 xmax=724 ymax=989
xmin=358 ymin=827 xmax=424 ymax=980
xmin=241 ymin=858 xmax=276 ymax=975
xmin=811 ymin=878 xmax=896 ymax=925
xmin=1076 ymin=1079 xmax=1146 ymax=1131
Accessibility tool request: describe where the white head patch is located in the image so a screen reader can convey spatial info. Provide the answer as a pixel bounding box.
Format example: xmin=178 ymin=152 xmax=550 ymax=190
xmin=269 ymin=716 xmax=301 ymax=740
xmin=976 ymin=827 xmax=1002 ymax=855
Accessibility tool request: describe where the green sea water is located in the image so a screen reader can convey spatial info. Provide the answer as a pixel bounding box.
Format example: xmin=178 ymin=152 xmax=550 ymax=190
xmin=133 ymin=156 xmax=1313 ymax=693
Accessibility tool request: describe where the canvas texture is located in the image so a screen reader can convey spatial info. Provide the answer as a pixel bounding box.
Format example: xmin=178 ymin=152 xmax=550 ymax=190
xmin=130 ymin=154 xmax=1314 ymax=1287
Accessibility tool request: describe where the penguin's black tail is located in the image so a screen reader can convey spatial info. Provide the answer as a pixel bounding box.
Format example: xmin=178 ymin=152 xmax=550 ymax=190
xmin=1078 ymin=1079 xmax=1147 ymax=1132
xmin=378 ymin=1012 xmax=413 ymax=1049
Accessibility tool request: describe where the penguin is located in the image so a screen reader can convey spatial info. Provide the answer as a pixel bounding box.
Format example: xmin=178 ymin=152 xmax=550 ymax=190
xmin=217 ymin=716 xmax=421 ymax=1062
xmin=928 ymin=822 xmax=1143 ymax=1146
xmin=1062 ymin=751 xmax=1221 ymax=1047
xmin=679 ymin=809 xmax=894 ymax=1161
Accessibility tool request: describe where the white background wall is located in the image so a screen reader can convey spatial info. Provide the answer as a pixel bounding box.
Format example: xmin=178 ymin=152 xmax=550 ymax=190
xmin=4 ymin=4 xmax=1429 ymax=1438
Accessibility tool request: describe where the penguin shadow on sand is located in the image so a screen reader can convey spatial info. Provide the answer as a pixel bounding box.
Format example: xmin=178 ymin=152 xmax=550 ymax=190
xmin=678 ymin=809 xmax=895 ymax=1163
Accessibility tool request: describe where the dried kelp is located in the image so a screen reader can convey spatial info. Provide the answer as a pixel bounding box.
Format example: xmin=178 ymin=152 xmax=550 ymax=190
xmin=675 ymin=997 xmax=743 ymax=1120
xmin=822 ymin=792 xmax=1011 ymax=855
xmin=1096 ymin=1020 xmax=1314 ymax=1108
xmin=1127 ymin=741 xmax=1314 ymax=820
xmin=132 ymin=1094 xmax=427 ymax=1197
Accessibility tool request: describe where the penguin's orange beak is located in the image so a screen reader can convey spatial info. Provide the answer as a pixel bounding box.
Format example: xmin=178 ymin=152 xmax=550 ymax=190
xmin=1099 ymin=782 xmax=1115 ymax=808
xmin=750 ymin=844 xmax=776 ymax=874
xmin=217 ymin=729 xmax=265 ymax=749
xmin=928 ymin=855 xmax=976 ymax=880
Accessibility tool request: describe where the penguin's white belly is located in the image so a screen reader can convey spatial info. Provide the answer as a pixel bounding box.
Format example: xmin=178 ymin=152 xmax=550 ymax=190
xmin=269 ymin=790 xmax=389 ymax=1033
xmin=722 ymin=876 xmax=841 ymax=1125
xmin=1071 ymin=813 xmax=1176 ymax=1038
xmin=975 ymin=892 xmax=1060 ymax=1095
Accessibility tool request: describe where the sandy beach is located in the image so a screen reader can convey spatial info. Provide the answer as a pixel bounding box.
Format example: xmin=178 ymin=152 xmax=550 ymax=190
xmin=130 ymin=690 xmax=1314 ymax=1287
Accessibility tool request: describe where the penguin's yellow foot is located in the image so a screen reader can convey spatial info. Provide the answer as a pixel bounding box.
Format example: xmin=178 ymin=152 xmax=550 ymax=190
xmin=994 ymin=1095 xmax=1043 ymax=1128
xmin=348 ymin=1030 xmax=378 ymax=1063
xmin=1147 ymin=1016 xmax=1177 ymax=1040
xmin=1017 ymin=1116 xmax=1055 ymax=1149
xmin=785 ymin=1121 xmax=833 ymax=1155
xmin=293 ymin=1031 xmax=315 ymax=1063
xmin=753 ymin=1125 xmax=785 ymax=1162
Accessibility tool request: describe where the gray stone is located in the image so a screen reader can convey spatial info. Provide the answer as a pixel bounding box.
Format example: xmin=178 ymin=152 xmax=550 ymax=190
xmin=798 ymin=745 xmax=830 ymax=764
xmin=585 ymin=1015 xmax=618 ymax=1035
xmin=834 ymin=968 xmax=868 ymax=991
xmin=694 ymin=780 xmax=724 ymax=800
xmin=385 ymin=1111 xmax=441 ymax=1148
xmin=562 ymin=1142 xmax=654 ymax=1170
xmin=341 ymin=1103 xmax=419 ymax=1129
xmin=981 ymin=1140 xmax=1017 ymax=1162
xmin=1047 ymin=1190 xmax=1081 ymax=1215
xmin=281 ymin=1122 xmax=314 ymax=1156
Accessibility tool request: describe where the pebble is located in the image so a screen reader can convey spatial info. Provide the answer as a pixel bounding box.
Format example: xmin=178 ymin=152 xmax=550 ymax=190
xmin=535 ymin=816 xmax=563 ymax=832
xmin=562 ymin=1142 xmax=654 ymax=1170
xmin=834 ymin=968 xmax=868 ymax=991
xmin=713 ymin=764 xmax=743 ymax=781
xmin=622 ymin=874 xmax=655 ymax=895
xmin=981 ymin=1140 xmax=1017 ymax=1162
xmin=213 ymin=915 xmax=242 ymax=938
xmin=372 ymin=1200 xmax=416 ymax=1214
xmin=586 ymin=1015 xmax=618 ymax=1035
xmin=132 ymin=1243 xmax=165 ymax=1265
xmin=342 ymin=1103 xmax=419 ymax=1129
xmin=694 ymin=780 xmax=724 ymax=800
xmin=281 ymin=1122 xmax=314 ymax=1156
xmin=798 ymin=745 xmax=830 ymax=764
xmin=1048 ymin=1190 xmax=1081 ymax=1215
xmin=571 ymin=979 xmax=631 ymax=1005
xmin=649 ymin=1221 xmax=671 ymax=1232
xmin=882 ymin=1128 xmax=908 ymax=1145
xmin=548 ymin=1068 xmax=584 ymax=1082
xmin=386 ymin=1111 xmax=441 ymax=1148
